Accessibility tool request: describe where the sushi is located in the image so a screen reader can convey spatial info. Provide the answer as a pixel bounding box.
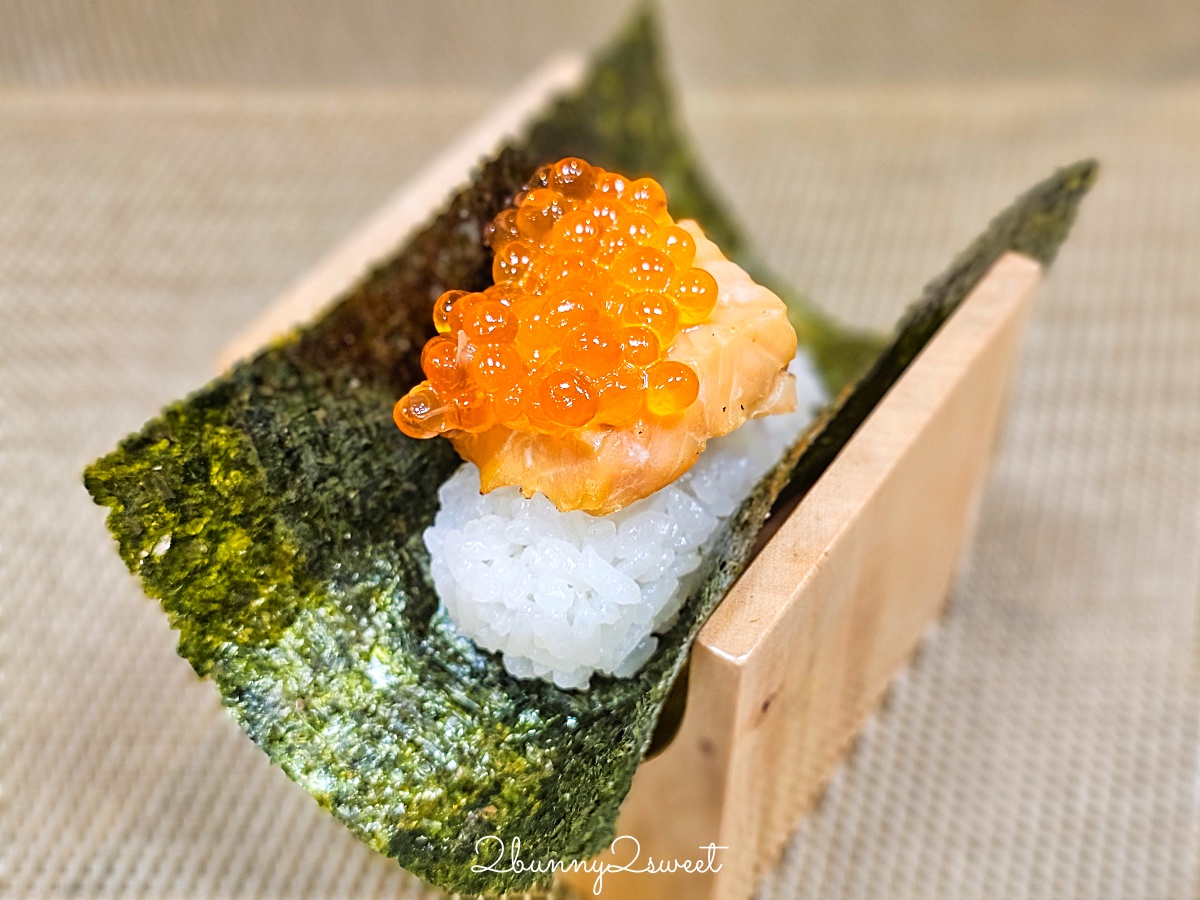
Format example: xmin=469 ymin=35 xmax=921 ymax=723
xmin=396 ymin=157 xmax=824 ymax=688
xmin=395 ymin=158 xmax=800 ymax=515
xmin=80 ymin=7 xmax=1095 ymax=894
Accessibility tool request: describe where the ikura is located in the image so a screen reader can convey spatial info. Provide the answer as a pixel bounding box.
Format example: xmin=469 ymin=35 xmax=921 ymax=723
xmin=394 ymin=157 xmax=718 ymax=439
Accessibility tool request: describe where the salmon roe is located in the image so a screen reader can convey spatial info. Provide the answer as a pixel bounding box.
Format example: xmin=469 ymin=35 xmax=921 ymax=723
xmin=394 ymin=158 xmax=716 ymax=439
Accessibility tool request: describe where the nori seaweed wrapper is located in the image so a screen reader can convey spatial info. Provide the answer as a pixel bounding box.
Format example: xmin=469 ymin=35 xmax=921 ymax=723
xmin=83 ymin=9 xmax=1096 ymax=896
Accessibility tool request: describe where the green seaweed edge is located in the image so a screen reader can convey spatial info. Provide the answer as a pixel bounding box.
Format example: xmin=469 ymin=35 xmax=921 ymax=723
xmin=83 ymin=8 xmax=1096 ymax=896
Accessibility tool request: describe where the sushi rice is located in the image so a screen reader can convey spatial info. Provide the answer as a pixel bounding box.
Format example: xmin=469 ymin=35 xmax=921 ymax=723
xmin=424 ymin=352 xmax=828 ymax=690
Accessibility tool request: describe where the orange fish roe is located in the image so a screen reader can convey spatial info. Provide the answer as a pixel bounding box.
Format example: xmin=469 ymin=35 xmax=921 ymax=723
xmin=393 ymin=158 xmax=713 ymax=440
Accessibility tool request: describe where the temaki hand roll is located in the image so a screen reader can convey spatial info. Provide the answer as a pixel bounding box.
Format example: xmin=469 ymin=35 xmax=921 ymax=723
xmin=394 ymin=158 xmax=825 ymax=689
xmin=81 ymin=4 xmax=1095 ymax=889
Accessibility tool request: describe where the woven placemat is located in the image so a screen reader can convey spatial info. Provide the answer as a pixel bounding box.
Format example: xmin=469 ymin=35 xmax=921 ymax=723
xmin=3 ymin=9 xmax=1199 ymax=898
xmin=2 ymin=0 xmax=1199 ymax=86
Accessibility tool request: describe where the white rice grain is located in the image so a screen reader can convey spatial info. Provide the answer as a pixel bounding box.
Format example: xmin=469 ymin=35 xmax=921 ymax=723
xmin=425 ymin=352 xmax=827 ymax=690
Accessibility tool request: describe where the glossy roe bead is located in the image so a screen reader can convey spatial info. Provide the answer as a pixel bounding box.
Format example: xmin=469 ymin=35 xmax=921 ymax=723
xmin=562 ymin=325 xmax=621 ymax=378
xmin=493 ymin=382 xmax=525 ymax=426
xmin=394 ymin=381 xmax=452 ymax=438
xmin=432 ymin=290 xmax=465 ymax=334
xmin=671 ymin=267 xmax=720 ymax=325
xmin=594 ymin=365 xmax=645 ymax=426
xmin=421 ymin=335 xmax=464 ymax=392
xmin=650 ymin=225 xmax=696 ymax=271
xmin=538 ymin=367 xmax=598 ymax=427
xmin=594 ymin=169 xmax=627 ymax=200
xmin=493 ymin=241 xmax=534 ymax=285
xmin=627 ymin=177 xmax=669 ymax=221
xmin=613 ymin=245 xmax=674 ymax=293
xmin=462 ymin=299 xmax=518 ymax=344
xmin=547 ymin=209 xmax=605 ymax=255
xmin=619 ymin=292 xmax=679 ymax=344
xmin=516 ymin=188 xmax=568 ymax=239
xmin=541 ymin=291 xmax=600 ymax=334
xmin=599 ymin=212 xmax=657 ymax=260
xmin=617 ymin=326 xmax=660 ymax=367
xmin=450 ymin=389 xmax=496 ymax=433
xmin=488 ymin=208 xmax=522 ymax=252
xmin=549 ymin=157 xmax=596 ymax=199
xmin=471 ymin=343 xmax=523 ymax=393
xmin=645 ymin=361 xmax=699 ymax=415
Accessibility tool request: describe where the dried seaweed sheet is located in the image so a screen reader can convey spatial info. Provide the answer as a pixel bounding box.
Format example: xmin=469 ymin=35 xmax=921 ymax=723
xmin=84 ymin=9 xmax=1095 ymax=896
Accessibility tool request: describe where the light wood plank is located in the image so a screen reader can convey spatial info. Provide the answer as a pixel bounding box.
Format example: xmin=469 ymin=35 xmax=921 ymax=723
xmin=560 ymin=251 xmax=1041 ymax=899
xmin=214 ymin=54 xmax=585 ymax=372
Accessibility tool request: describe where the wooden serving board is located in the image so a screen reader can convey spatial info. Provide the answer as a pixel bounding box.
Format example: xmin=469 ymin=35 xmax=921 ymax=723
xmin=557 ymin=250 xmax=1040 ymax=900
xmin=219 ymin=59 xmax=1041 ymax=900
xmin=216 ymin=55 xmax=586 ymax=372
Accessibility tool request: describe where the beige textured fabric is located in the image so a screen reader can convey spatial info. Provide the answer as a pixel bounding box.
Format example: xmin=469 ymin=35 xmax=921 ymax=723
xmin=3 ymin=0 xmax=1200 ymax=86
xmin=4 ymin=5 xmax=1200 ymax=899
